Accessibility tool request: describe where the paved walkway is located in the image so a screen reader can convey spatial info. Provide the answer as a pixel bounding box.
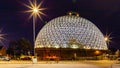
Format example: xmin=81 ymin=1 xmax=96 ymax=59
xmin=0 ymin=60 xmax=119 ymax=68
xmin=0 ymin=64 xmax=102 ymax=68
xmin=112 ymin=64 xmax=120 ymax=68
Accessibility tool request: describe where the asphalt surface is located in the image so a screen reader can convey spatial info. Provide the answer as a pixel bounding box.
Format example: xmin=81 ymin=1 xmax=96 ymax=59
xmin=0 ymin=60 xmax=119 ymax=68
xmin=0 ymin=64 xmax=102 ymax=68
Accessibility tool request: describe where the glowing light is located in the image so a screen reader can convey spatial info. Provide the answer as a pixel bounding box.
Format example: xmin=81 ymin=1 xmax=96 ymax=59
xmin=24 ymin=0 xmax=46 ymax=20
xmin=0 ymin=29 xmax=6 ymax=44
xmin=94 ymin=50 xmax=100 ymax=55
xmin=104 ymin=33 xmax=112 ymax=45
xmin=68 ymin=12 xmax=72 ymax=16
xmin=71 ymin=44 xmax=79 ymax=49
xmin=55 ymin=45 xmax=60 ymax=48
xmin=47 ymin=45 xmax=51 ymax=48
xmin=76 ymin=13 xmax=79 ymax=17
xmin=33 ymin=8 xmax=38 ymax=13
xmin=104 ymin=37 xmax=108 ymax=41
xmin=68 ymin=12 xmax=80 ymax=17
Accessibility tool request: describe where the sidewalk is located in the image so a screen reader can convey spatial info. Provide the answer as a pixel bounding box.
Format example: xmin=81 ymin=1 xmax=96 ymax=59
xmin=0 ymin=60 xmax=82 ymax=64
xmin=111 ymin=64 xmax=120 ymax=68
xmin=0 ymin=60 xmax=119 ymax=64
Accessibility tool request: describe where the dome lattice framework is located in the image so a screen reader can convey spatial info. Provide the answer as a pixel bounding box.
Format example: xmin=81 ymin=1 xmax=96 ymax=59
xmin=35 ymin=15 xmax=107 ymax=50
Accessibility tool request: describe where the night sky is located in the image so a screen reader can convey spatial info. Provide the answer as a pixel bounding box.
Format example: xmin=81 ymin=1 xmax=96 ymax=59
xmin=0 ymin=0 xmax=120 ymax=49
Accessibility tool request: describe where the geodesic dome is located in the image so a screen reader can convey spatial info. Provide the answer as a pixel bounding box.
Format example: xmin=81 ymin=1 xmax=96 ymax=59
xmin=35 ymin=15 xmax=107 ymax=50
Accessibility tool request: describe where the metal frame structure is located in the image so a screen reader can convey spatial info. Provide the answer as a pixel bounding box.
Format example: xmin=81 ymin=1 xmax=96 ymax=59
xmin=35 ymin=15 xmax=107 ymax=50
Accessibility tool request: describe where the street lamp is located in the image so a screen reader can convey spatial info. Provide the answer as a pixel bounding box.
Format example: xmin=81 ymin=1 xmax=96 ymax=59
xmin=24 ymin=0 xmax=46 ymax=56
xmin=33 ymin=8 xmax=38 ymax=13
xmin=104 ymin=33 xmax=112 ymax=45
xmin=104 ymin=33 xmax=112 ymax=60
xmin=104 ymin=37 xmax=108 ymax=41
xmin=32 ymin=8 xmax=38 ymax=56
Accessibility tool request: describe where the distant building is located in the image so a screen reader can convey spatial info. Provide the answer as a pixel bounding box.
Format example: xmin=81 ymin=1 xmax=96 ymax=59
xmin=0 ymin=46 xmax=6 ymax=56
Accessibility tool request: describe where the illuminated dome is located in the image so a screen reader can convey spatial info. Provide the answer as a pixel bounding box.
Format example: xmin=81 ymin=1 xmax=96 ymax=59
xmin=35 ymin=15 xmax=107 ymax=50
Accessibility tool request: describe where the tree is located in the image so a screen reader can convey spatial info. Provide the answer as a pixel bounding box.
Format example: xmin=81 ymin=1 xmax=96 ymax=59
xmin=7 ymin=38 xmax=33 ymax=58
xmin=7 ymin=41 xmax=19 ymax=58
xmin=18 ymin=38 xmax=33 ymax=55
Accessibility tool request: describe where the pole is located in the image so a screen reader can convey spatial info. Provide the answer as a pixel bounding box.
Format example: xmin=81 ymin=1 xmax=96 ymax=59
xmin=33 ymin=15 xmax=36 ymax=56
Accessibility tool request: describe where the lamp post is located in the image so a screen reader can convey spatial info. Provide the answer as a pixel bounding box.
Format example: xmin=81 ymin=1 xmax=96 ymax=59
xmin=33 ymin=8 xmax=38 ymax=56
xmin=104 ymin=35 xmax=111 ymax=60
xmin=24 ymin=0 xmax=46 ymax=56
